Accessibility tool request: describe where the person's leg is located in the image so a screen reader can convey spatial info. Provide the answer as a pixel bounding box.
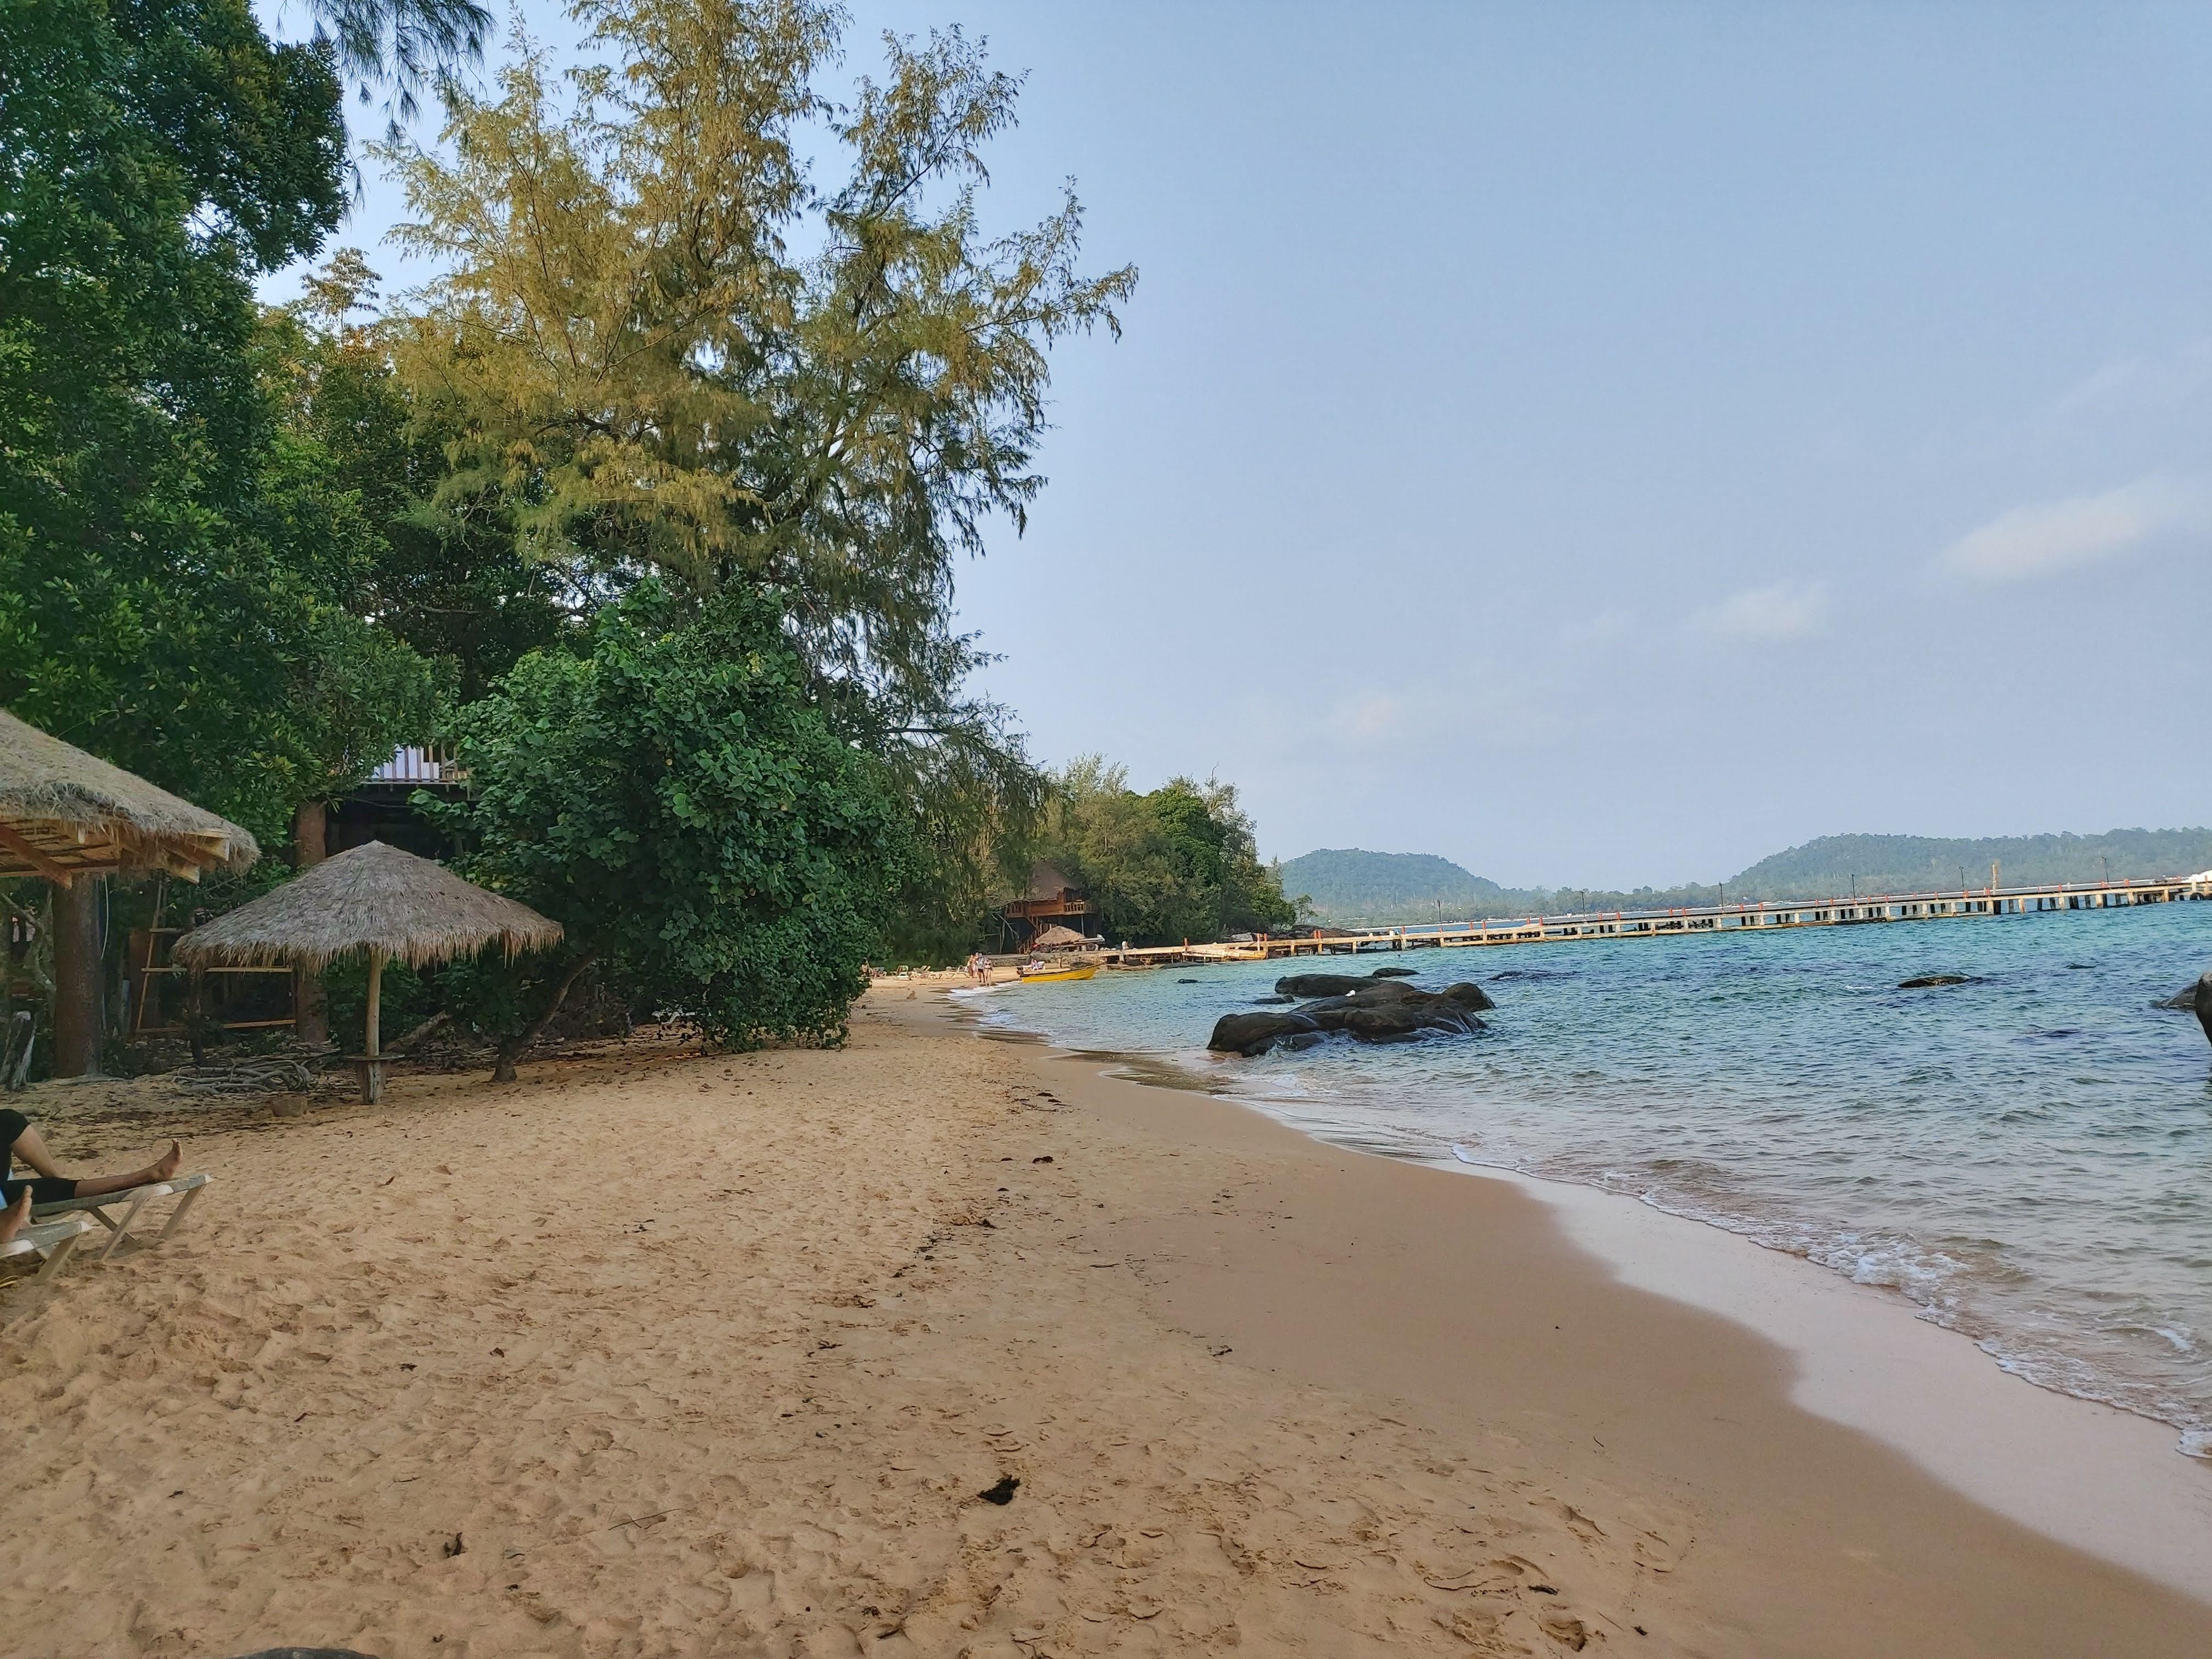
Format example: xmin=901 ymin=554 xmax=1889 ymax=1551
xmin=6 ymin=1122 xmax=181 ymax=1199
xmin=4 ymin=1118 xmax=64 ymax=1180
xmin=0 ymin=1184 xmax=30 ymax=1248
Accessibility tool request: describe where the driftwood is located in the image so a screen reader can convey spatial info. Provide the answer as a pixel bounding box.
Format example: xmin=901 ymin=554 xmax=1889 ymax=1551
xmin=384 ymin=1011 xmax=451 ymax=1054
xmin=170 ymin=1057 xmax=335 ymax=1098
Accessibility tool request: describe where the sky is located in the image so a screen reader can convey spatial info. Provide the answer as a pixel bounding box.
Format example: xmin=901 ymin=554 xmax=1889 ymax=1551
xmin=267 ymin=1 xmax=2212 ymax=887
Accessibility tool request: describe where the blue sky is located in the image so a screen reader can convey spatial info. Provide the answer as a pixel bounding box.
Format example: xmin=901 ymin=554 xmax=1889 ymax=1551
xmin=269 ymin=2 xmax=2212 ymax=886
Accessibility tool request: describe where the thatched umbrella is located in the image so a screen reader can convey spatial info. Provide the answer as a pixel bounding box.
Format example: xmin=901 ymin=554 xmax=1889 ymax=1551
xmin=0 ymin=709 xmax=259 ymax=884
xmin=1 ymin=708 xmax=260 ymax=1076
xmin=173 ymin=840 xmax=562 ymax=1099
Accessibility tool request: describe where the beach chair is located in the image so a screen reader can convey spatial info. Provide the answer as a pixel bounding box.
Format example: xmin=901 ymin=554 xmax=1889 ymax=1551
xmin=1 ymin=1216 xmax=96 ymax=1282
xmin=30 ymin=1173 xmax=211 ymax=1263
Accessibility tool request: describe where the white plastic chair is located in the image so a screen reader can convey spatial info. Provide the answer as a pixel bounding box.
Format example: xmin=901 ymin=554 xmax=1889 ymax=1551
xmin=30 ymin=1172 xmax=211 ymax=1262
xmin=1 ymin=1216 xmax=96 ymax=1281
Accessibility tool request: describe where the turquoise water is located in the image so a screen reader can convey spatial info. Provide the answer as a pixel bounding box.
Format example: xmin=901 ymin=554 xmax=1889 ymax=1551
xmin=967 ymin=902 xmax=2212 ymax=1455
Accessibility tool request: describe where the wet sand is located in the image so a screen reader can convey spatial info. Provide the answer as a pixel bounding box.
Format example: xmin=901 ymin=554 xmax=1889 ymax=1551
xmin=0 ymin=987 xmax=2204 ymax=1656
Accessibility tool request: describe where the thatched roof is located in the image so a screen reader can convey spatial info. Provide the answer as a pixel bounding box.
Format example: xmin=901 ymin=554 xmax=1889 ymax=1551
xmin=173 ymin=840 xmax=562 ymax=973
xmin=0 ymin=708 xmax=259 ymax=884
xmin=1030 ymin=924 xmax=1093 ymax=950
xmin=1028 ymin=861 xmax=1080 ymax=901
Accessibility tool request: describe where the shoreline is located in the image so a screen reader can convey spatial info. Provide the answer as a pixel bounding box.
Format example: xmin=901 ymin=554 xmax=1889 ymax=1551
xmin=1463 ymin=1160 xmax=2212 ymax=1588
xmin=924 ymin=992 xmax=2212 ymax=1619
xmin=953 ymin=961 xmax=2212 ymax=1470
xmin=1 ymin=993 xmax=2207 ymax=1654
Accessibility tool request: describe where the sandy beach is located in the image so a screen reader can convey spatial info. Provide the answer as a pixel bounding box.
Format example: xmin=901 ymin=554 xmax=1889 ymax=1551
xmin=3 ymin=986 xmax=2209 ymax=1656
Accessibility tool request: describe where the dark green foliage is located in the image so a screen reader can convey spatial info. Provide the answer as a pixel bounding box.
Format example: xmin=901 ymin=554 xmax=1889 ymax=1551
xmin=0 ymin=0 xmax=442 ymax=841
xmin=1039 ymin=759 xmax=1297 ymax=947
xmin=304 ymin=0 xmax=492 ymax=129
xmin=266 ymin=257 xmax=577 ymax=703
xmin=427 ymin=583 xmax=915 ymax=1052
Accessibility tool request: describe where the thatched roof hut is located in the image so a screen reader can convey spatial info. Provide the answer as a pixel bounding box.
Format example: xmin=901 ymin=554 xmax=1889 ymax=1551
xmin=174 ymin=841 xmax=561 ymax=1091
xmin=0 ymin=708 xmax=259 ymax=884
xmin=173 ymin=839 xmax=561 ymax=974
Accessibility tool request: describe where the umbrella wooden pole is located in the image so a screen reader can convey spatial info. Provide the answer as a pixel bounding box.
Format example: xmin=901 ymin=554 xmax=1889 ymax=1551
xmin=359 ymin=947 xmax=387 ymax=1103
xmin=365 ymin=948 xmax=386 ymax=1057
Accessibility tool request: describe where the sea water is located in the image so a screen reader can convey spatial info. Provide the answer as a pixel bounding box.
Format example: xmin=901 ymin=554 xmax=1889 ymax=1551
xmin=968 ymin=902 xmax=2212 ymax=1457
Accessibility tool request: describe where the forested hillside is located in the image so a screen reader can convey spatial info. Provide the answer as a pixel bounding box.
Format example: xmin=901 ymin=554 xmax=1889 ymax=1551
xmin=1726 ymin=829 xmax=2212 ymax=901
xmin=1278 ymin=850 xmax=1503 ymax=923
xmin=1283 ymin=828 xmax=2212 ymax=923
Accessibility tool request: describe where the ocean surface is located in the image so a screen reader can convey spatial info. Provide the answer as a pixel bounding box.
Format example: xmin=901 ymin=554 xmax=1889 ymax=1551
xmin=963 ymin=901 xmax=2212 ymax=1457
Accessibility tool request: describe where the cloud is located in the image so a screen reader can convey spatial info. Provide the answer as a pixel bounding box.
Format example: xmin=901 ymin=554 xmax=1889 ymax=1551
xmin=2046 ymin=340 xmax=2212 ymax=423
xmin=1557 ymin=608 xmax=1635 ymax=648
xmin=1690 ymin=581 xmax=1830 ymax=644
xmin=1327 ymin=693 xmax=1404 ymax=742
xmin=1938 ymin=476 xmax=2211 ymax=583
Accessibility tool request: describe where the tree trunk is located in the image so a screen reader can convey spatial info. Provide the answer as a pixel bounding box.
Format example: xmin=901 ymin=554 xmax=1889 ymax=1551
xmin=292 ymin=800 xmax=330 ymax=1046
xmin=493 ymin=953 xmax=597 ymax=1084
xmin=51 ymin=876 xmax=103 ymax=1077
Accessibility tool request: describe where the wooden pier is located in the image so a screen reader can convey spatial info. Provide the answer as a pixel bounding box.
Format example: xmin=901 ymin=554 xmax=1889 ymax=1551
xmin=1084 ymin=874 xmax=2212 ymax=970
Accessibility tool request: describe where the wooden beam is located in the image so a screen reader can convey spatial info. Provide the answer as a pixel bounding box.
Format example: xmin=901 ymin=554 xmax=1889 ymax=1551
xmin=0 ymin=822 xmax=77 ymax=884
xmin=174 ymin=832 xmax=229 ymax=866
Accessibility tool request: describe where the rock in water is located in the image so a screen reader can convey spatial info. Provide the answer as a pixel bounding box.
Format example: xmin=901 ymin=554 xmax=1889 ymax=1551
xmin=2155 ymin=977 xmax=2208 ymax=1011
xmin=1207 ymin=1010 xmax=1322 ymax=1056
xmin=1214 ymin=980 xmax=1495 ymax=1052
xmin=1276 ymin=967 xmax=1432 ymax=997
xmin=1898 ymin=974 xmax=1976 ymax=989
xmin=1323 ymin=977 xmax=1496 ymax=1013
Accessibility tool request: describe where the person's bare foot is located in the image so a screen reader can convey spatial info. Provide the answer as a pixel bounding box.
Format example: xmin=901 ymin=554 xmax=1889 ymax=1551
xmin=0 ymin=1186 xmax=31 ymax=1249
xmin=150 ymin=1141 xmax=182 ymax=1182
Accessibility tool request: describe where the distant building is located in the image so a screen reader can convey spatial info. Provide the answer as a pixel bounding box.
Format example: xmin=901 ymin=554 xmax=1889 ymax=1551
xmin=1000 ymin=861 xmax=1098 ymax=950
xmin=331 ymin=746 xmax=467 ymax=859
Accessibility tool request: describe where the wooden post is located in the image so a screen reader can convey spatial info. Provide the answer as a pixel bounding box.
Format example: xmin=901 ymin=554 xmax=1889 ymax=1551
xmin=365 ymin=947 xmax=385 ymax=1057
xmin=292 ymin=800 xmax=330 ymax=1045
xmin=353 ymin=947 xmax=388 ymax=1104
xmin=52 ymin=874 xmax=102 ymax=1077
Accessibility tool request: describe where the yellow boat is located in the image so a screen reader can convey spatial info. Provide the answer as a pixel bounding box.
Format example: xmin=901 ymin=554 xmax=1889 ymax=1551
xmin=1016 ymin=962 xmax=1097 ymax=984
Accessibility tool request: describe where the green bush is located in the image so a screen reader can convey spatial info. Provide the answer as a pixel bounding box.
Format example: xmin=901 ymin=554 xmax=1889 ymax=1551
xmin=428 ymin=583 xmax=915 ymax=1060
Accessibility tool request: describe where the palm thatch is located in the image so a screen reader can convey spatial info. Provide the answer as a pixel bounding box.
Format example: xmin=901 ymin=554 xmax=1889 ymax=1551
xmin=0 ymin=708 xmax=259 ymax=884
xmin=173 ymin=840 xmax=562 ymax=973
xmin=1030 ymin=924 xmax=1093 ymax=950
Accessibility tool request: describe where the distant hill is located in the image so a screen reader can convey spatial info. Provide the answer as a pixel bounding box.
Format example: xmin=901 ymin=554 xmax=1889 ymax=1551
xmin=1282 ymin=827 xmax=2212 ymax=924
xmin=1726 ymin=829 xmax=2212 ymax=902
xmin=1278 ymin=849 xmax=1502 ymax=924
